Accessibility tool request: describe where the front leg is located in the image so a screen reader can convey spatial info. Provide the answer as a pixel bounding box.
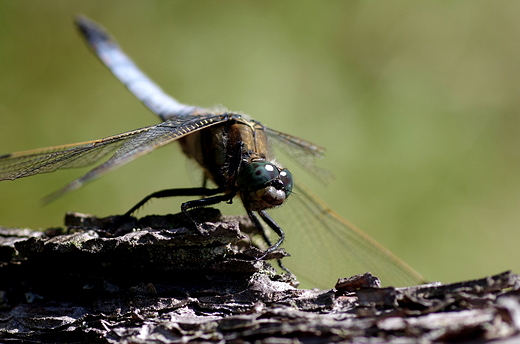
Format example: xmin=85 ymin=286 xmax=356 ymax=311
xmin=257 ymin=210 xmax=285 ymax=257
xmin=247 ymin=210 xmax=291 ymax=274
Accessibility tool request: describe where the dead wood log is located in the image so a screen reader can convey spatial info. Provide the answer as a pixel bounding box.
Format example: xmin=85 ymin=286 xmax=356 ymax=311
xmin=1 ymin=209 xmax=519 ymax=343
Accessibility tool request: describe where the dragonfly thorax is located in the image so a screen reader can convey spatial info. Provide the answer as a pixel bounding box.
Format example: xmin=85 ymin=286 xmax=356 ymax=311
xmin=179 ymin=114 xmax=274 ymax=191
xmin=237 ymin=161 xmax=293 ymax=211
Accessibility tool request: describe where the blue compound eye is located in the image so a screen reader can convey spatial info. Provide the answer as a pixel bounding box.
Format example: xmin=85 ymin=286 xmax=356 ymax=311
xmin=238 ymin=162 xmax=285 ymax=192
xmin=279 ymin=168 xmax=293 ymax=196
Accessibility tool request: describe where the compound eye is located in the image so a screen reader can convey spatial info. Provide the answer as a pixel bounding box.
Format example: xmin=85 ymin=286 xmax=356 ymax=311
xmin=279 ymin=168 xmax=293 ymax=196
xmin=237 ymin=162 xmax=280 ymax=191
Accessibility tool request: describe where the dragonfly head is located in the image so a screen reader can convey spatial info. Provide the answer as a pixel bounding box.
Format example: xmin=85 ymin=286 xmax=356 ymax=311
xmin=237 ymin=161 xmax=293 ymax=211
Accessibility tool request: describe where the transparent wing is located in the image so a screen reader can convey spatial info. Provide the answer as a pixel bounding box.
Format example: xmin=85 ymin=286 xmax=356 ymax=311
xmin=43 ymin=113 xmax=232 ymax=202
xmin=264 ymin=127 xmax=333 ymax=183
xmin=0 ymin=113 xmax=231 ymax=202
xmin=270 ymin=181 xmax=425 ymax=288
xmin=75 ymin=16 xmax=201 ymax=121
xmin=0 ymin=126 xmax=152 ymax=181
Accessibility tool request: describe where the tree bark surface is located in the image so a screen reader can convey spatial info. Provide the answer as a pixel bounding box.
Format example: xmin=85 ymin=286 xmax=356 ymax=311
xmin=1 ymin=209 xmax=519 ymax=343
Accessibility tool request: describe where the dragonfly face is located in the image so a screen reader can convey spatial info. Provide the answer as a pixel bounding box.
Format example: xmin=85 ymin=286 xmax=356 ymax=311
xmin=0 ymin=16 xmax=425 ymax=287
xmin=237 ymin=161 xmax=293 ymax=211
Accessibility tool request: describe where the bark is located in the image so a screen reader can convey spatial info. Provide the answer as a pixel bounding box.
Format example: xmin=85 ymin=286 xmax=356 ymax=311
xmin=0 ymin=208 xmax=519 ymax=343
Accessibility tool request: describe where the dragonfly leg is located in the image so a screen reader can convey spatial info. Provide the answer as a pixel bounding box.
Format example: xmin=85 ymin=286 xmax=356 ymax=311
xmin=124 ymin=187 xmax=222 ymax=217
xmin=106 ymin=187 xmax=223 ymax=234
xmin=257 ymin=210 xmax=285 ymax=256
xmin=181 ymin=193 xmax=235 ymax=235
xmin=248 ymin=210 xmax=291 ymax=274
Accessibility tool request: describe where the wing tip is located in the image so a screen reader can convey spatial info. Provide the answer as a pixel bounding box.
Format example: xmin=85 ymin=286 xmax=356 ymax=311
xmin=41 ymin=179 xmax=84 ymax=205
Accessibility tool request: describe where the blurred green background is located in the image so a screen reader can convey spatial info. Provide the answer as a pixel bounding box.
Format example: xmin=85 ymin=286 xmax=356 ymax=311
xmin=1 ymin=1 xmax=520 ymax=287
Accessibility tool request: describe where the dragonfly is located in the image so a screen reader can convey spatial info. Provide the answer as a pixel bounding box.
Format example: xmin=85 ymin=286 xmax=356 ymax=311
xmin=0 ymin=16 xmax=424 ymax=288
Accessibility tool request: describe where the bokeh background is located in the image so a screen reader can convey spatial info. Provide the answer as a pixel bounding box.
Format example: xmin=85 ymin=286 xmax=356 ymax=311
xmin=1 ymin=1 xmax=520 ymax=287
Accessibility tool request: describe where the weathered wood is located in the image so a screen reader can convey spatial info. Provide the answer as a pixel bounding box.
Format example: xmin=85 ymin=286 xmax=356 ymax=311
xmin=0 ymin=209 xmax=519 ymax=343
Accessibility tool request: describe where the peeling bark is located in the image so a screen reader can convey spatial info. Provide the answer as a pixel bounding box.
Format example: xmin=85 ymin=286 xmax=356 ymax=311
xmin=1 ymin=209 xmax=519 ymax=343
